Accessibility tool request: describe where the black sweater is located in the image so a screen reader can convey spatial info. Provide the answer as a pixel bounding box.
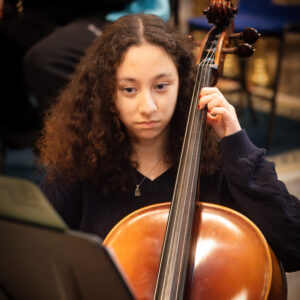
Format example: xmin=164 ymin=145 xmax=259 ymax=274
xmin=40 ymin=130 xmax=300 ymax=272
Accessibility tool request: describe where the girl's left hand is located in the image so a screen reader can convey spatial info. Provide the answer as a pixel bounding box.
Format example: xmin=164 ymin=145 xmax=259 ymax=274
xmin=198 ymin=87 xmax=241 ymax=138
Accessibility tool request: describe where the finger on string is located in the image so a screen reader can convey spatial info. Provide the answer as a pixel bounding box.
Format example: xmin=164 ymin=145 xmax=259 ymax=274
xmin=206 ymin=98 xmax=226 ymax=111
xmin=206 ymin=112 xmax=220 ymax=123
xmin=209 ymin=106 xmax=227 ymax=117
xmin=198 ymin=94 xmax=223 ymax=110
xmin=201 ymin=86 xmax=220 ymax=96
xmin=207 ymin=107 xmax=228 ymax=121
xmin=200 ymin=87 xmax=231 ymax=106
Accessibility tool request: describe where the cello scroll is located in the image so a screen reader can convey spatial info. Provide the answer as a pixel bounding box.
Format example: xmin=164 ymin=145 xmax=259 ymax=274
xmin=196 ymin=0 xmax=260 ymax=86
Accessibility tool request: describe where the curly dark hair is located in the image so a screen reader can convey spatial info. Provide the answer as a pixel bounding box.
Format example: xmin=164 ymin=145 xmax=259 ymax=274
xmin=38 ymin=14 xmax=221 ymax=194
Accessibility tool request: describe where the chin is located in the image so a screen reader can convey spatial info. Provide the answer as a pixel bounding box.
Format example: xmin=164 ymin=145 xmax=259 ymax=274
xmin=137 ymin=131 xmax=162 ymax=141
xmin=138 ymin=134 xmax=159 ymax=141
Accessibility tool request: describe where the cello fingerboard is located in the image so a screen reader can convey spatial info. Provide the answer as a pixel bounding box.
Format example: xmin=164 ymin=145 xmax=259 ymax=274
xmin=154 ymin=63 xmax=213 ymax=300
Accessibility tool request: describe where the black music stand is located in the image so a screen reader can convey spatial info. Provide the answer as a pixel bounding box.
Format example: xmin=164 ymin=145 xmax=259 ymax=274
xmin=0 ymin=175 xmax=135 ymax=300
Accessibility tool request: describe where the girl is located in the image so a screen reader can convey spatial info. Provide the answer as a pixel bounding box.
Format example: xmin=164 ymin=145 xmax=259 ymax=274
xmin=38 ymin=14 xmax=300 ymax=272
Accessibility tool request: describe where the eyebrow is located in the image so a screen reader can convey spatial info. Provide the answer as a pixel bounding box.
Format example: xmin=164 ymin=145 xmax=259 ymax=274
xmin=117 ymin=73 xmax=175 ymax=82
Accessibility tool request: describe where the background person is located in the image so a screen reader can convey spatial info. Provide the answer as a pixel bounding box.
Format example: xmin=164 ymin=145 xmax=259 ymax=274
xmin=0 ymin=0 xmax=170 ymax=147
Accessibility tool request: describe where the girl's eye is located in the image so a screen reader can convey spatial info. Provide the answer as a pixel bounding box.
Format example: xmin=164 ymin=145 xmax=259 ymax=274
xmin=155 ymin=83 xmax=168 ymax=90
xmin=122 ymin=87 xmax=137 ymax=93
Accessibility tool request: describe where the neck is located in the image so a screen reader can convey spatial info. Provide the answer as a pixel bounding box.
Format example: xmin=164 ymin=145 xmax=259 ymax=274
xmin=131 ymin=131 xmax=170 ymax=180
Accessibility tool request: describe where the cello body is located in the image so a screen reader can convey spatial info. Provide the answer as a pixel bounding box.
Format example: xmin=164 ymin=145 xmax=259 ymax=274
xmin=104 ymin=202 xmax=286 ymax=300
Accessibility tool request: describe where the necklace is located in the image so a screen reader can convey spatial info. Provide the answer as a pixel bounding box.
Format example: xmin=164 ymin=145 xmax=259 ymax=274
xmin=134 ymin=155 xmax=164 ymax=197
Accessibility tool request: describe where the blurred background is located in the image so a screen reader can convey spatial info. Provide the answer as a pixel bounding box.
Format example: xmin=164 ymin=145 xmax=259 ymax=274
xmin=1 ymin=0 xmax=300 ymax=299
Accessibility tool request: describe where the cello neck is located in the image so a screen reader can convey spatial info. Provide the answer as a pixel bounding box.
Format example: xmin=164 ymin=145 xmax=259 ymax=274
xmin=154 ymin=63 xmax=213 ymax=300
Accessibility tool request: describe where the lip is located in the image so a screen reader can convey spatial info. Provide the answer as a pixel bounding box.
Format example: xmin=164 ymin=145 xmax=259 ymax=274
xmin=136 ymin=121 xmax=160 ymax=128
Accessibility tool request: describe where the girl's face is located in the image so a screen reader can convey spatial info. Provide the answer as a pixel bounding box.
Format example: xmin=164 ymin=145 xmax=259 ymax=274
xmin=115 ymin=42 xmax=179 ymax=144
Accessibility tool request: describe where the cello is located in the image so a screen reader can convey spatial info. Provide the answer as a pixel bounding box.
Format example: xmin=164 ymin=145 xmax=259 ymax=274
xmin=104 ymin=1 xmax=287 ymax=299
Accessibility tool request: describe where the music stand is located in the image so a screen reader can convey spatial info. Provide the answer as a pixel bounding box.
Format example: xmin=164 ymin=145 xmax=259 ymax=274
xmin=0 ymin=175 xmax=136 ymax=300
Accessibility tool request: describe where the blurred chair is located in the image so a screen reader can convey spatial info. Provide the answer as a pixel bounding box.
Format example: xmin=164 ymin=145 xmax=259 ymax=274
xmin=0 ymin=175 xmax=135 ymax=300
xmin=188 ymin=0 xmax=300 ymax=150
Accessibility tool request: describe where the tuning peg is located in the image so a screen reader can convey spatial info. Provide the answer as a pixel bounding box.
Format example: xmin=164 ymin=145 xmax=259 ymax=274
xmin=243 ymin=28 xmax=261 ymax=44
xmin=223 ymin=43 xmax=255 ymax=58
xmin=229 ymin=28 xmax=261 ymax=44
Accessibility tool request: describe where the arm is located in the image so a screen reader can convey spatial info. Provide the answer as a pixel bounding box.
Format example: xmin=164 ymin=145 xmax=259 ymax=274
xmin=220 ymin=130 xmax=300 ymax=272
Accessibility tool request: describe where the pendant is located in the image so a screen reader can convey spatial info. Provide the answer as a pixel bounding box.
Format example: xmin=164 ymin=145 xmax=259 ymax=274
xmin=135 ymin=185 xmax=141 ymax=197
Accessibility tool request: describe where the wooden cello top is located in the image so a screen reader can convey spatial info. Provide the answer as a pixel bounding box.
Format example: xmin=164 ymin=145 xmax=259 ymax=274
xmin=104 ymin=202 xmax=286 ymax=300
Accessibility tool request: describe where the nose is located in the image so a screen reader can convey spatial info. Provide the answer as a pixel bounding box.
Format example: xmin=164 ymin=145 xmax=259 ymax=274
xmin=138 ymin=91 xmax=157 ymax=116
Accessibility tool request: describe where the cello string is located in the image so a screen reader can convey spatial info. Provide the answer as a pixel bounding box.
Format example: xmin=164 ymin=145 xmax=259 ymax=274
xmin=183 ymin=38 xmax=217 ymax=196
xmin=159 ymin=36 xmax=219 ymax=291
xmin=187 ymin=37 xmax=217 ymax=195
xmin=165 ymin=41 xmax=218 ymax=289
xmin=203 ymin=39 xmax=216 ymax=87
xmin=181 ymin=38 xmax=214 ymax=148
xmin=177 ymin=36 xmax=217 ymax=195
